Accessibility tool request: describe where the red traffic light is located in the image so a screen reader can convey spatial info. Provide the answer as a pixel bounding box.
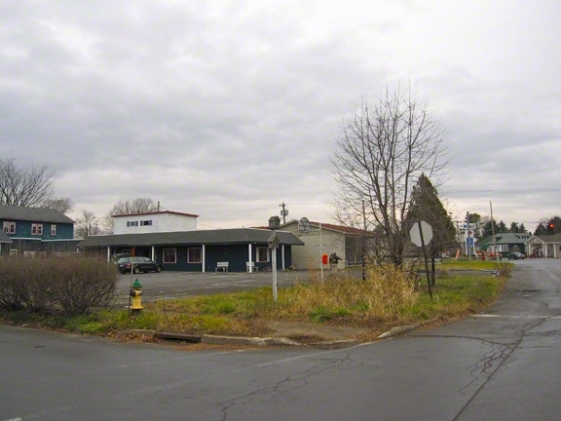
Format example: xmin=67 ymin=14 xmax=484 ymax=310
xmin=550 ymin=223 xmax=554 ymax=229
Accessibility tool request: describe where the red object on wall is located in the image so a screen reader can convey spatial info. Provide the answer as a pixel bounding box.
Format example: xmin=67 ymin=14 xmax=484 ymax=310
xmin=322 ymin=254 xmax=328 ymax=265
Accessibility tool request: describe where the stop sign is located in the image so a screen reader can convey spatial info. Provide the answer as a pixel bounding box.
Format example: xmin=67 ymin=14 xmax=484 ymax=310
xmin=410 ymin=221 xmax=433 ymax=247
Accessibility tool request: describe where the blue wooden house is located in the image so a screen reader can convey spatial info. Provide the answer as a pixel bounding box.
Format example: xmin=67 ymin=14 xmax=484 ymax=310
xmin=0 ymin=204 xmax=77 ymax=255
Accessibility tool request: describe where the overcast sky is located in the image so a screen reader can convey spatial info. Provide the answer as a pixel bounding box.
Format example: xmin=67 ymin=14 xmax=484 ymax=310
xmin=1 ymin=0 xmax=560 ymax=232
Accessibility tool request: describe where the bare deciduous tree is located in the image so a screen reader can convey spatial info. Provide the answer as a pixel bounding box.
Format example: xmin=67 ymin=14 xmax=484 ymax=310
xmin=0 ymin=159 xmax=54 ymax=206
xmin=332 ymin=86 xmax=448 ymax=267
xmin=75 ymin=210 xmax=101 ymax=239
xmin=41 ymin=197 xmax=74 ymax=214
xmin=102 ymin=198 xmax=159 ymax=233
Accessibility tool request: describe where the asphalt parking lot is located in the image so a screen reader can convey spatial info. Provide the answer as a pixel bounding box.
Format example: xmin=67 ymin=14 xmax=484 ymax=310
xmin=113 ymin=270 xmax=318 ymax=305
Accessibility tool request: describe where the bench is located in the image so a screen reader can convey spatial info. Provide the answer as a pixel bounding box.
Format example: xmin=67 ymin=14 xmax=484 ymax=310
xmin=246 ymin=261 xmax=258 ymax=272
xmin=215 ymin=262 xmax=229 ymax=272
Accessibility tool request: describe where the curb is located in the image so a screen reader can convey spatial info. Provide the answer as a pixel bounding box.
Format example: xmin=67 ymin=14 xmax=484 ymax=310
xmin=127 ymin=330 xmax=358 ymax=348
xmin=154 ymin=331 xmax=202 ymax=343
xmin=202 ymin=334 xmax=301 ymax=347
xmin=129 ymin=321 xmax=440 ymax=347
xmin=307 ymin=339 xmax=360 ymax=349
xmin=378 ymin=318 xmax=439 ymax=339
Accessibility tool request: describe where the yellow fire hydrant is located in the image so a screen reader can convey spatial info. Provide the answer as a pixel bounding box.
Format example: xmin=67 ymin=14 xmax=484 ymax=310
xmin=130 ymin=279 xmax=143 ymax=314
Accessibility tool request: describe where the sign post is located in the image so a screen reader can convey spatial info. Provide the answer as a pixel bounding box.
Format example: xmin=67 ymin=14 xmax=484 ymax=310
xmin=409 ymin=221 xmax=433 ymax=299
xmin=268 ymin=231 xmax=280 ymax=302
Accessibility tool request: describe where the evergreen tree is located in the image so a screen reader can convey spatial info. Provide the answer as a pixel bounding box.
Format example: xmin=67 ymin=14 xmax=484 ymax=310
xmin=406 ymin=174 xmax=457 ymax=258
xmin=496 ymin=220 xmax=508 ymax=233
xmin=534 ymin=223 xmax=548 ymax=236
xmin=481 ymin=219 xmax=497 ymax=238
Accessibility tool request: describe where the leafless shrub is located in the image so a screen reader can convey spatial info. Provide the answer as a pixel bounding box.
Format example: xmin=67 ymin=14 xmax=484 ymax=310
xmin=0 ymin=256 xmax=54 ymax=311
xmin=0 ymin=255 xmax=119 ymax=315
xmin=0 ymin=258 xmax=26 ymax=310
xmin=50 ymin=256 xmax=119 ymax=316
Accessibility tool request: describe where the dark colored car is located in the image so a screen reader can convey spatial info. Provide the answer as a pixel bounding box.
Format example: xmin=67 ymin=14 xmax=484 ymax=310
xmin=117 ymin=256 xmax=163 ymax=274
xmin=507 ymin=251 xmax=525 ymax=260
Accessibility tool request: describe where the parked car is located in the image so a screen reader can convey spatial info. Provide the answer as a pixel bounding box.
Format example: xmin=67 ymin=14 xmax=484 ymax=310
xmin=117 ymin=256 xmax=163 ymax=274
xmin=507 ymin=251 xmax=525 ymax=260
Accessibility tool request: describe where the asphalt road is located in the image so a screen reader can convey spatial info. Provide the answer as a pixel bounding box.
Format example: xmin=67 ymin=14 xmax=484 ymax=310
xmin=2 ymin=259 xmax=561 ymax=421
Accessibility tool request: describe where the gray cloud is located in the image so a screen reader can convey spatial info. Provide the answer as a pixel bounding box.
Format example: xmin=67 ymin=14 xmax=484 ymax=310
xmin=1 ymin=0 xmax=560 ymax=232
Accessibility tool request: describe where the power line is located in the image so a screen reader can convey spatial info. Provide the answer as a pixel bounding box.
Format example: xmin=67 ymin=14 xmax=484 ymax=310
xmin=447 ymin=188 xmax=560 ymax=194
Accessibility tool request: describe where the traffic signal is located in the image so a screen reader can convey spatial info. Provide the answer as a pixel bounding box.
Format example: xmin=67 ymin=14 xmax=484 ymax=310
xmin=549 ymin=223 xmax=554 ymax=229
xmin=322 ymin=254 xmax=328 ymax=265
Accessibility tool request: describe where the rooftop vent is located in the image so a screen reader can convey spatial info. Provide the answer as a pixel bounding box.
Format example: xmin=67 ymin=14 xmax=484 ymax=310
xmin=268 ymin=216 xmax=281 ymax=230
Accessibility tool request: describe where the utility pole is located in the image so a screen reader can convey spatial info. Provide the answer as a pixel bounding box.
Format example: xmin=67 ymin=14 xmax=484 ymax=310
xmin=490 ymin=201 xmax=499 ymax=261
xmin=466 ymin=212 xmax=471 ymax=260
xmin=362 ymin=200 xmax=367 ymax=281
xmin=279 ymin=202 xmax=288 ymax=224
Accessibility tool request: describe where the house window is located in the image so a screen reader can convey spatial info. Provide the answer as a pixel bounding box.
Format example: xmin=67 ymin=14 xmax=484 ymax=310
xmin=257 ymin=246 xmax=269 ymax=263
xmin=3 ymin=221 xmax=16 ymax=234
xmin=51 ymin=224 xmax=57 ymax=236
xmin=140 ymin=220 xmax=152 ymax=226
xmin=188 ymin=247 xmax=201 ymax=263
xmin=127 ymin=221 xmax=139 ymax=227
xmin=497 ymin=245 xmax=509 ymax=252
xmin=31 ymin=223 xmax=43 ymax=236
xmin=163 ymin=248 xmax=177 ymax=264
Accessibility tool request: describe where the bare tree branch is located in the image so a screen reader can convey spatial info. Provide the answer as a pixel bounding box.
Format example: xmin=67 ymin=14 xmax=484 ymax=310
xmin=331 ymin=85 xmax=449 ymax=267
xmin=102 ymin=198 xmax=160 ymax=234
xmin=41 ymin=197 xmax=74 ymax=214
xmin=0 ymin=159 xmax=54 ymax=206
xmin=75 ymin=210 xmax=101 ymax=239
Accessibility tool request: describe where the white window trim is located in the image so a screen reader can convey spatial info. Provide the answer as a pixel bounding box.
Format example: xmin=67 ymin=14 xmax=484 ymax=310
xmin=32 ymin=223 xmax=43 ymax=236
xmin=3 ymin=221 xmax=16 ymax=234
xmin=256 ymin=246 xmax=269 ymax=263
xmin=51 ymin=224 xmax=57 ymax=236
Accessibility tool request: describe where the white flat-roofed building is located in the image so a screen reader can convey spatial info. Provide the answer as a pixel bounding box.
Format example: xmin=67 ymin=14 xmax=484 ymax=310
xmin=113 ymin=211 xmax=199 ymax=234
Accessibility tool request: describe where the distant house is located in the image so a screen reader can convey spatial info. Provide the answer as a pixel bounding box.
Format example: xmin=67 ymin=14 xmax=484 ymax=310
xmin=525 ymin=234 xmax=561 ymax=258
xmin=0 ymin=204 xmax=77 ymax=256
xmin=278 ymin=220 xmax=369 ymax=270
xmin=79 ymin=211 xmax=304 ymax=272
xmin=476 ymin=232 xmax=532 ymax=256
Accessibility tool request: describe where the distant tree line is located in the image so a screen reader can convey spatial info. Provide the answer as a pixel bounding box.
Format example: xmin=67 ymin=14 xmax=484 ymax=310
xmin=464 ymin=212 xmax=561 ymax=238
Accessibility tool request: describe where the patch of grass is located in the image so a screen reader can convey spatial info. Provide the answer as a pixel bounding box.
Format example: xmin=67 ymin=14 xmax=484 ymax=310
xmin=441 ymin=260 xmax=507 ymax=271
xmin=403 ymin=275 xmax=507 ymax=322
xmin=1 ymin=263 xmax=509 ymax=340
